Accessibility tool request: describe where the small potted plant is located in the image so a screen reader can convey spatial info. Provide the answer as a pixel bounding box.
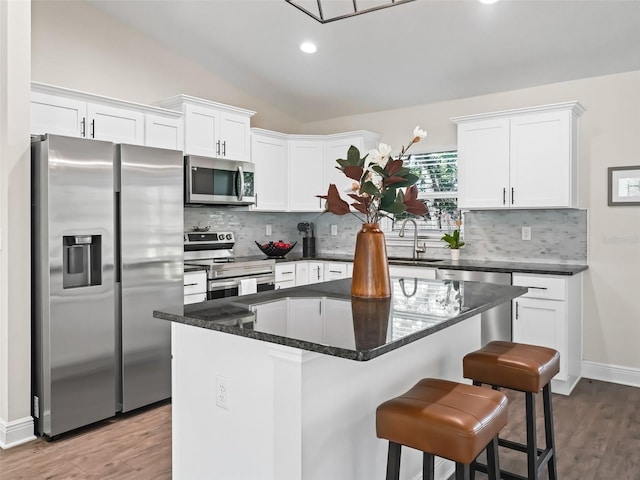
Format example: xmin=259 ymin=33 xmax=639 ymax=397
xmin=441 ymin=214 xmax=464 ymax=260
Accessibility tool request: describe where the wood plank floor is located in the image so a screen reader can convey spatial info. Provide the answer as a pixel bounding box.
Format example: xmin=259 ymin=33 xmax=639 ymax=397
xmin=0 ymin=379 xmax=638 ymax=479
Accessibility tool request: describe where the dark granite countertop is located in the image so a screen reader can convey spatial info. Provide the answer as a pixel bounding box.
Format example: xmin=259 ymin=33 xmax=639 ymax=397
xmin=269 ymin=253 xmax=588 ymax=276
xmin=155 ymin=277 xmax=527 ymax=362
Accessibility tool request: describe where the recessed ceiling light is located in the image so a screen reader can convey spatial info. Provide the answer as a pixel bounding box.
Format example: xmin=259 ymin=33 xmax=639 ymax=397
xmin=479 ymin=0 xmax=500 ymax=4
xmin=300 ymin=42 xmax=317 ymax=54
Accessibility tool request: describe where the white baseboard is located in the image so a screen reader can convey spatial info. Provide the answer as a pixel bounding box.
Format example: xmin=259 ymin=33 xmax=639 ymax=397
xmin=582 ymin=361 xmax=640 ymax=388
xmin=0 ymin=416 xmax=36 ymax=449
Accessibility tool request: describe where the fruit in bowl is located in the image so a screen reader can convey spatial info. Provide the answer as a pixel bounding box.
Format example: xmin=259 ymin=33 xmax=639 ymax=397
xmin=255 ymin=240 xmax=297 ymax=258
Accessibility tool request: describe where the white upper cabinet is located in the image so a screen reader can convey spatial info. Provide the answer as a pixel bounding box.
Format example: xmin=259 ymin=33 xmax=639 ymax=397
xmin=453 ymin=102 xmax=584 ymax=209
xmin=145 ymin=113 xmax=183 ymax=150
xmin=324 ymin=131 xmax=381 ymax=197
xmin=251 ymin=129 xmax=288 ymax=211
xmin=159 ymin=95 xmax=255 ymax=161
xmin=31 ymin=82 xmax=181 ymax=148
xmin=250 ymin=129 xmax=380 ymax=213
xmin=288 ymin=138 xmax=325 ymax=211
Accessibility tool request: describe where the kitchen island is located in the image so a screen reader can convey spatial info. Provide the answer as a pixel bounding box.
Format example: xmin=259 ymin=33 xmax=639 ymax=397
xmin=155 ymin=277 xmax=526 ymax=480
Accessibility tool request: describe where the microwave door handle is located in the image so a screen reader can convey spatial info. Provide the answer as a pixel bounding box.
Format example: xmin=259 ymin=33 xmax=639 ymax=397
xmin=237 ymin=166 xmax=244 ymax=202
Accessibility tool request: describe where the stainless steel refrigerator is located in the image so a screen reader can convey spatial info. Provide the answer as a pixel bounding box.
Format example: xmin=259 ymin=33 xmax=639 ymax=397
xmin=32 ymin=134 xmax=183 ymax=438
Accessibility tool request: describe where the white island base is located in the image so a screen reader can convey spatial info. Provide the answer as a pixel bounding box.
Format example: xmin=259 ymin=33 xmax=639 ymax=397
xmin=171 ymin=315 xmax=481 ymax=480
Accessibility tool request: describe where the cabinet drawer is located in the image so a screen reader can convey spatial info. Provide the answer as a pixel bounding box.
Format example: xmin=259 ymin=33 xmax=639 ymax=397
xmin=184 ymin=292 xmax=206 ymax=305
xmin=512 ymin=274 xmax=566 ymax=301
xmin=275 ymin=264 xmax=296 ymax=282
xmin=184 ymin=271 xmax=207 ymax=295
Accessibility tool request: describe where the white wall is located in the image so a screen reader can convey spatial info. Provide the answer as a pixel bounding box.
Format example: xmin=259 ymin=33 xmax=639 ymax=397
xmin=31 ymin=0 xmax=300 ymax=132
xmin=303 ymin=70 xmax=640 ymax=373
xmin=0 ymin=0 xmax=35 ymax=448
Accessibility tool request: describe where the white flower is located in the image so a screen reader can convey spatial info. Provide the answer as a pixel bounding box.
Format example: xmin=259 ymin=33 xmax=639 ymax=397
xmin=368 ymin=143 xmax=392 ymax=167
xmin=413 ymin=126 xmax=427 ymax=141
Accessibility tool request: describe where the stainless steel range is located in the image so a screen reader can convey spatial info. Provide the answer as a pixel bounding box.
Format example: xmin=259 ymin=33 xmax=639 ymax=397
xmin=184 ymin=230 xmax=275 ymax=299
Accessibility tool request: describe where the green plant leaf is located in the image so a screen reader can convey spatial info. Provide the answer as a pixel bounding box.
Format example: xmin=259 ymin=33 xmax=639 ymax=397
xmin=361 ymin=181 xmax=381 ymax=197
xmin=347 ymin=145 xmax=362 ymax=165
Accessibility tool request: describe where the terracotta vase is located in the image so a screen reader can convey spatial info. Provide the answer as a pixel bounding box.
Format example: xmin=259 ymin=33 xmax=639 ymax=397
xmin=351 ymin=223 xmax=391 ymax=298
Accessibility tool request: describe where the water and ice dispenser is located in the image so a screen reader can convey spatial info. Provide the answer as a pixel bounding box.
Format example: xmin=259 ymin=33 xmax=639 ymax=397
xmin=62 ymin=235 xmax=102 ymax=288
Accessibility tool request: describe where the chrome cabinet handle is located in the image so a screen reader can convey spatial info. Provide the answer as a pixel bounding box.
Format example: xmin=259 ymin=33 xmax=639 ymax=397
xmin=90 ymin=119 xmax=95 ymax=138
xmin=81 ymin=117 xmax=86 ymax=137
xmin=515 ymin=301 xmax=519 ymax=319
xmin=216 ymin=140 xmax=221 ymax=156
xmin=503 ymin=188 xmax=506 ymax=205
xmin=222 ymin=141 xmax=226 ymax=157
xmin=511 ymin=187 xmax=515 ymax=205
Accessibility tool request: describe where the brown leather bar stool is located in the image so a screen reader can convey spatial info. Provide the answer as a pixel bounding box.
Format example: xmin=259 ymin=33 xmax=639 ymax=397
xmin=376 ymin=378 xmax=508 ymax=480
xmin=463 ymin=341 xmax=560 ymax=480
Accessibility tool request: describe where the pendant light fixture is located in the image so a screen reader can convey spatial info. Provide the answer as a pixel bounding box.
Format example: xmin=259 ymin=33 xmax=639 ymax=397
xmin=285 ymin=0 xmax=416 ymax=24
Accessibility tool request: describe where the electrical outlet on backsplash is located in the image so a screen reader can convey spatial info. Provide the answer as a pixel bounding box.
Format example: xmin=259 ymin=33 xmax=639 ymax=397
xmin=183 ymin=207 xmax=587 ymax=264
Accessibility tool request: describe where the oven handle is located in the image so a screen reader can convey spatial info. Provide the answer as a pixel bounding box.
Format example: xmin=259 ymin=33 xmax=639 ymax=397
xmin=209 ymin=274 xmax=275 ymax=291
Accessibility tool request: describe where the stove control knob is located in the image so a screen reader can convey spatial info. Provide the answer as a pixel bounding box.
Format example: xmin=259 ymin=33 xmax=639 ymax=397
xmin=226 ymin=233 xmax=233 ymax=240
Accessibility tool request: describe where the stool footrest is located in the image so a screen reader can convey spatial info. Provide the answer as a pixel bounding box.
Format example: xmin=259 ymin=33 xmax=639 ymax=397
xmin=472 ymin=462 xmax=527 ymax=480
xmin=498 ymin=438 xmax=544 ymax=456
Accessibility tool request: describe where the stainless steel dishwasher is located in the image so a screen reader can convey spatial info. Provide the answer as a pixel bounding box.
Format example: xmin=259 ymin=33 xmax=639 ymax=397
xmin=436 ymin=269 xmax=512 ymax=345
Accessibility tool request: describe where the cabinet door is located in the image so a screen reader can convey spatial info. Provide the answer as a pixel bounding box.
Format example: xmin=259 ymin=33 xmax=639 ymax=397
xmin=219 ymin=112 xmax=250 ymax=162
xmin=307 ymin=262 xmax=324 ymax=284
xmin=87 ymin=103 xmax=144 ymax=145
xmin=252 ymin=134 xmax=288 ymax=211
xmin=288 ymin=298 xmax=323 ymax=342
xmin=513 ymin=297 xmax=567 ymax=381
xmin=325 ymin=136 xmax=364 ymax=197
xmin=288 ymin=140 xmax=325 ymax=211
xmin=145 ymin=113 xmax=183 ymax=150
xmin=324 ymin=263 xmax=348 ymax=281
xmin=295 ymin=262 xmax=310 ymax=286
xmin=510 ymin=111 xmax=572 ymax=208
xmin=31 ymin=92 xmax=86 ymax=137
xmin=184 ymin=104 xmax=221 ymax=157
xmin=253 ymin=301 xmax=288 ymax=336
xmin=457 ymin=118 xmax=510 ymax=209
xmin=389 ymin=265 xmax=436 ymax=280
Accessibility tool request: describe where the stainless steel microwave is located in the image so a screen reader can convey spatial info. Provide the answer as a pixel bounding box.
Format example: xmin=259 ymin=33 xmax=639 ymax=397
xmin=184 ymin=155 xmax=255 ymax=206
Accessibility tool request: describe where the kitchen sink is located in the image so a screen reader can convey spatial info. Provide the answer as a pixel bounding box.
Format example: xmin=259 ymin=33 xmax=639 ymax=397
xmin=388 ymin=257 xmax=444 ymax=265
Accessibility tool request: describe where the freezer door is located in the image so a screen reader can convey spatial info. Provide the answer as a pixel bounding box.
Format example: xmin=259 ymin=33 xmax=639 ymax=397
xmin=117 ymin=144 xmax=183 ymax=412
xmin=32 ymin=134 xmax=117 ymax=437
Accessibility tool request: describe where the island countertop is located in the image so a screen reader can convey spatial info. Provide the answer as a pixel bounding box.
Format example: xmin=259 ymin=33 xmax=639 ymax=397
xmin=155 ymin=277 xmax=527 ymax=361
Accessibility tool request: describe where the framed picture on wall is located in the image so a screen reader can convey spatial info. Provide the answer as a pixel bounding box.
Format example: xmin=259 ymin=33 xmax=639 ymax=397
xmin=608 ymin=166 xmax=640 ymax=206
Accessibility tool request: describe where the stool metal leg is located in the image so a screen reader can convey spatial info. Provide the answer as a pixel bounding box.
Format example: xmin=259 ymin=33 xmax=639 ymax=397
xmin=486 ymin=435 xmax=500 ymax=480
xmin=543 ymin=384 xmax=558 ymax=480
xmin=423 ymin=452 xmax=435 ymax=480
xmin=386 ymin=441 xmax=401 ymax=480
xmin=455 ymin=462 xmax=471 ymax=480
xmin=525 ymin=392 xmax=537 ymax=480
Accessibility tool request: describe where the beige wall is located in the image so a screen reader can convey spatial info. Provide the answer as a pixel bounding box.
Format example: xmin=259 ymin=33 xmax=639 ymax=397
xmin=31 ymin=0 xmax=299 ymax=132
xmin=0 ymin=0 xmax=33 ymax=445
xmin=303 ymin=70 xmax=640 ymax=370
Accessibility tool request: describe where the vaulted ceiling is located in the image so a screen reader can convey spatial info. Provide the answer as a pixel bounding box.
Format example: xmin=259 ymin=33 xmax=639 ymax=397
xmin=87 ymin=0 xmax=640 ymax=123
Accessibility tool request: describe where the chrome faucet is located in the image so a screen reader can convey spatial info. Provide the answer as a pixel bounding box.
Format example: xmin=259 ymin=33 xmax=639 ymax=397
xmin=398 ymin=218 xmax=426 ymax=260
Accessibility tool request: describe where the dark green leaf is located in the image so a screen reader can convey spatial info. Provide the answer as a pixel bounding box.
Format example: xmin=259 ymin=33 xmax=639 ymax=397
xmin=347 ymin=145 xmax=361 ymax=165
xmin=361 ymin=181 xmax=381 ymax=197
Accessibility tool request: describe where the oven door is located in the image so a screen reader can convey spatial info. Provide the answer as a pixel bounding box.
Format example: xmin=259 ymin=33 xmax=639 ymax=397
xmin=208 ymin=274 xmax=275 ymax=300
xmin=185 ymin=155 xmax=255 ymax=205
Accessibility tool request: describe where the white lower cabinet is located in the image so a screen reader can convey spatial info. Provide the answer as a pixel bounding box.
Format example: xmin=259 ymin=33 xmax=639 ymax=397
xmin=184 ymin=270 xmax=207 ymax=305
xmin=307 ymin=262 xmax=325 ymax=284
xmin=324 ymin=263 xmax=348 ymax=282
xmin=295 ymin=262 xmax=309 ymax=287
xmin=275 ymin=263 xmax=296 ymax=290
xmin=512 ymin=273 xmax=583 ymax=395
